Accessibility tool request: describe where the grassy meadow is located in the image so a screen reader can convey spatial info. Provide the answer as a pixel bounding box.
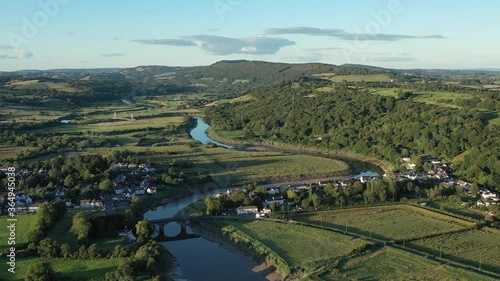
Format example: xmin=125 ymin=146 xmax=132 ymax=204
xmin=0 ymin=214 xmax=39 ymax=251
xmin=292 ymin=205 xmax=475 ymax=241
xmin=0 ymin=257 xmax=121 ymax=281
xmin=332 ymin=247 xmax=496 ymax=281
xmin=409 ymin=228 xmax=500 ymax=274
xmin=313 ymin=73 xmax=393 ymax=82
xmin=47 ymin=210 xmax=122 ymax=252
xmin=218 ymin=220 xmax=370 ymax=276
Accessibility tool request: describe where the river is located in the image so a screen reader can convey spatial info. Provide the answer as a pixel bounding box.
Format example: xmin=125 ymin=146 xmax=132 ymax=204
xmin=145 ymin=117 xmax=383 ymax=281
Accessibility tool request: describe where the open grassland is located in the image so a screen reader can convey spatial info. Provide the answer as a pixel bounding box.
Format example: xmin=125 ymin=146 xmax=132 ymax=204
xmin=219 ymin=220 xmax=370 ymax=275
xmin=409 ymin=228 xmax=500 ymax=274
xmin=0 ymin=145 xmax=32 ymax=159
xmin=0 ymin=105 xmax=66 ymax=123
xmin=0 ymin=257 xmax=121 ymax=281
xmin=369 ymin=88 xmax=399 ymax=97
xmin=330 ymin=247 xmax=496 ymax=281
xmin=292 ymin=205 xmax=474 ymax=241
xmin=47 ymin=210 xmax=122 ymax=252
xmin=30 ymin=115 xmax=186 ymax=134
xmin=7 ymin=80 xmax=81 ymax=92
xmin=177 ymin=147 xmax=349 ymax=183
xmin=328 ymin=74 xmax=392 ymax=82
xmin=369 ymin=89 xmax=500 ymax=125
xmin=0 ymin=214 xmax=38 ymax=251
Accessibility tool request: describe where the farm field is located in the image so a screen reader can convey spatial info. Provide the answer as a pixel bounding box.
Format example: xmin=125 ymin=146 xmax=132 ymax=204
xmin=0 ymin=257 xmax=121 ymax=281
xmin=47 ymin=210 xmax=122 ymax=252
xmin=178 ymin=147 xmax=350 ymax=184
xmin=219 ymin=220 xmax=370 ymax=273
xmin=0 ymin=145 xmax=33 ymax=159
xmin=331 ymin=247 xmax=496 ymax=281
xmin=409 ymin=228 xmax=500 ymax=274
xmin=0 ymin=214 xmax=38 ymax=251
xmin=7 ymin=80 xmax=81 ymax=92
xmin=30 ymin=115 xmax=187 ymax=134
xmin=0 ymin=105 xmax=67 ymax=123
xmin=292 ymin=205 xmax=474 ymax=241
xmin=312 ymin=73 xmax=392 ymax=82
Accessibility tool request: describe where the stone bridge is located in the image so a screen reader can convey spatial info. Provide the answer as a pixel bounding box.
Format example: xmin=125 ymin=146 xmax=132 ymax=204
xmin=149 ymin=216 xmax=220 ymax=242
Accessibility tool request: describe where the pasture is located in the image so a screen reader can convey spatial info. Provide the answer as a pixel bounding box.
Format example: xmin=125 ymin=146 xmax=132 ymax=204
xmin=332 ymin=247 xmax=496 ymax=281
xmin=7 ymin=80 xmax=81 ymax=92
xmin=292 ymin=205 xmax=474 ymax=241
xmin=409 ymin=228 xmax=500 ymax=274
xmin=0 ymin=257 xmax=121 ymax=281
xmin=0 ymin=145 xmax=32 ymax=159
xmin=47 ymin=209 xmax=122 ymax=252
xmin=219 ymin=220 xmax=370 ymax=274
xmin=315 ymin=74 xmax=393 ymax=82
xmin=178 ymin=147 xmax=350 ymax=184
xmin=0 ymin=214 xmax=38 ymax=251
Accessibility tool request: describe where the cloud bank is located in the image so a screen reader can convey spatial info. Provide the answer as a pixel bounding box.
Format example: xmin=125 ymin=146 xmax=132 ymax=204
xmin=133 ymin=35 xmax=295 ymax=55
xmin=101 ymin=53 xmax=125 ymax=57
xmin=265 ymin=27 xmax=446 ymax=41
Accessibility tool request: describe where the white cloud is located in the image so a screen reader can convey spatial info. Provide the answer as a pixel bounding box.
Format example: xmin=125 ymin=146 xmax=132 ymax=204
xmin=17 ymin=49 xmax=33 ymax=59
xmin=265 ymin=27 xmax=446 ymax=41
xmin=133 ymin=35 xmax=295 ymax=55
xmin=101 ymin=53 xmax=125 ymax=57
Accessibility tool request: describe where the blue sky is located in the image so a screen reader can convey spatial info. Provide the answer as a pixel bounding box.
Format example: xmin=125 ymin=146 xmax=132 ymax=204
xmin=0 ymin=0 xmax=498 ymax=70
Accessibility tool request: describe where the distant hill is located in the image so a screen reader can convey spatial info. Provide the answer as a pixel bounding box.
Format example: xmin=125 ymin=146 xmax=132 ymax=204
xmin=0 ymin=60 xmax=398 ymax=95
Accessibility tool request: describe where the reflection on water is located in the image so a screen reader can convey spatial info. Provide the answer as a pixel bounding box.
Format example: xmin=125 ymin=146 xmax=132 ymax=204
xmin=162 ymin=238 xmax=266 ymax=281
xmin=189 ymin=117 xmax=234 ymax=149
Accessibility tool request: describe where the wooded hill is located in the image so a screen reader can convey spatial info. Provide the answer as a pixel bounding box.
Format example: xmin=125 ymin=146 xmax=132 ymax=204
xmin=205 ymin=81 xmax=499 ymax=190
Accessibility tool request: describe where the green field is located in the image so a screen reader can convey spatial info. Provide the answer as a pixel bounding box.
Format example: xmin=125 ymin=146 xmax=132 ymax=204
xmin=292 ymin=205 xmax=475 ymax=241
xmin=178 ymin=147 xmax=350 ymax=183
xmin=331 ymin=247 xmax=496 ymax=281
xmin=369 ymin=88 xmax=399 ymax=97
xmin=312 ymin=73 xmax=392 ymax=82
xmin=0 ymin=257 xmax=121 ymax=280
xmin=7 ymin=80 xmax=81 ymax=92
xmin=0 ymin=214 xmax=38 ymax=251
xmin=47 ymin=210 xmax=122 ymax=252
xmin=30 ymin=115 xmax=187 ymax=134
xmin=409 ymin=228 xmax=500 ymax=274
xmin=0 ymin=145 xmax=33 ymax=159
xmin=369 ymin=89 xmax=500 ymax=125
xmin=219 ymin=220 xmax=370 ymax=275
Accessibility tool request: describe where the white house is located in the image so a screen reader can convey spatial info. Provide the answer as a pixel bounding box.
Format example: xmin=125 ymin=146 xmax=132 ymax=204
xmin=236 ymin=206 xmax=258 ymax=215
xmin=265 ymin=196 xmax=285 ymax=206
xmin=268 ymin=188 xmax=278 ymax=195
xmin=80 ymin=199 xmax=104 ymax=209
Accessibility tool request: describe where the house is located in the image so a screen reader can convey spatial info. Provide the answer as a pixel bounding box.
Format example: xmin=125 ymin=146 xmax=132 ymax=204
xmin=146 ymin=187 xmax=157 ymax=194
xmin=318 ymin=181 xmax=330 ymax=186
xmin=268 ymin=188 xmax=278 ymax=195
xmin=264 ymin=196 xmax=285 ymax=207
xmin=359 ymin=176 xmax=372 ymax=184
xmin=482 ymin=192 xmax=498 ymax=200
xmin=236 ymin=206 xmax=258 ymax=215
xmin=115 ymin=187 xmax=125 ymax=195
xmin=128 ymin=164 xmax=138 ymax=169
xmin=80 ymin=199 xmax=104 ymax=209
xmin=406 ymin=163 xmax=417 ymax=170
xmin=119 ymin=230 xmax=137 ymax=243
